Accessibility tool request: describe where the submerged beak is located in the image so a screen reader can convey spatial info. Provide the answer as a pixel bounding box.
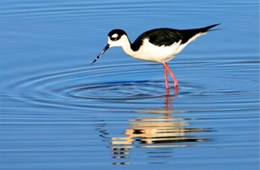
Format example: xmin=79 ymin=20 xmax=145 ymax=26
xmin=91 ymin=44 xmax=110 ymax=65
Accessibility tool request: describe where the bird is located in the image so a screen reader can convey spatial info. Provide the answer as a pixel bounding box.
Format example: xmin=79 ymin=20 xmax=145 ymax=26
xmin=91 ymin=24 xmax=220 ymax=90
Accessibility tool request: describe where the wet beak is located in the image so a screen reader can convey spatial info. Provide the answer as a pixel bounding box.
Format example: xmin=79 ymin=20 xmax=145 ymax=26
xmin=91 ymin=44 xmax=110 ymax=65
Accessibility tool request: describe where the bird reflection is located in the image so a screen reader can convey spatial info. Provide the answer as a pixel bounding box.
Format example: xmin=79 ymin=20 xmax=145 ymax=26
xmin=111 ymin=88 xmax=210 ymax=165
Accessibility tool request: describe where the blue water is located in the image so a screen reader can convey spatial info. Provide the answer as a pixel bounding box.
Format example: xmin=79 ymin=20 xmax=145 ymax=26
xmin=0 ymin=0 xmax=259 ymax=169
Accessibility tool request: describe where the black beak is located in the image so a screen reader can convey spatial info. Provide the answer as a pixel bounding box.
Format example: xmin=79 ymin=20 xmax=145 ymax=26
xmin=91 ymin=44 xmax=110 ymax=65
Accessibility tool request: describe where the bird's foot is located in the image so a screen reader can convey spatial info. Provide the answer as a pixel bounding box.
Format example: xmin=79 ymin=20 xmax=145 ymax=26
xmin=173 ymin=86 xmax=179 ymax=94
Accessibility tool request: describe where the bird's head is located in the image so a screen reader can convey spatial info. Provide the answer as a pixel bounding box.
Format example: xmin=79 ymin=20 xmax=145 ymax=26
xmin=107 ymin=29 xmax=128 ymax=47
xmin=91 ymin=29 xmax=128 ymax=65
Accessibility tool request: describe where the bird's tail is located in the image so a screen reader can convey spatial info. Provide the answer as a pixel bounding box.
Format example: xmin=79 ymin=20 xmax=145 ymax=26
xmin=199 ymin=23 xmax=221 ymax=32
xmin=181 ymin=23 xmax=220 ymax=45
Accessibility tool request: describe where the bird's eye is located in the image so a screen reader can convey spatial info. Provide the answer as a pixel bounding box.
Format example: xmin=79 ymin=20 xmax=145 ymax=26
xmin=111 ymin=37 xmax=117 ymax=41
xmin=110 ymin=34 xmax=119 ymax=41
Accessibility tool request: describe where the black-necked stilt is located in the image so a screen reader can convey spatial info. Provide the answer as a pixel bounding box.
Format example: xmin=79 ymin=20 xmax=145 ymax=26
xmin=91 ymin=24 xmax=220 ymax=90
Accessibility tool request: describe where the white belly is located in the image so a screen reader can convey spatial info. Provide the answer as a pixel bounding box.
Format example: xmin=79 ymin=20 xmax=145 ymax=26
xmin=131 ymin=39 xmax=184 ymax=63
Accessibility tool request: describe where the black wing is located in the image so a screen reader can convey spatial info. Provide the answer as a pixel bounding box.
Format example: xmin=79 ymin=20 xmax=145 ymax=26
xmin=131 ymin=24 xmax=220 ymax=51
xmin=131 ymin=28 xmax=183 ymax=51
xmin=147 ymin=29 xmax=184 ymax=46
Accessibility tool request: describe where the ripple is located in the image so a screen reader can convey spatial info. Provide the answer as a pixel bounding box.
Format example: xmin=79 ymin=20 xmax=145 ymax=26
xmin=0 ymin=1 xmax=180 ymax=20
xmin=2 ymin=58 xmax=258 ymax=113
xmin=5 ymin=65 xmax=177 ymax=110
xmin=2 ymin=0 xmax=256 ymax=22
xmin=64 ymin=81 xmax=166 ymax=100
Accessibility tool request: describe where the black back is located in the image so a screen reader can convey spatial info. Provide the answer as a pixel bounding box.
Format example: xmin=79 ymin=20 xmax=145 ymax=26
xmin=131 ymin=24 xmax=219 ymax=51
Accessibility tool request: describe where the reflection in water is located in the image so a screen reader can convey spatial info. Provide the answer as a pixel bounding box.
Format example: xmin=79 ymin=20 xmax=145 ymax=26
xmin=111 ymin=89 xmax=210 ymax=165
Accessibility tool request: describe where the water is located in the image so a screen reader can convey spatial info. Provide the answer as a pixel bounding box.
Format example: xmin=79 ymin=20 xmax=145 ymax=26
xmin=0 ymin=0 xmax=259 ymax=169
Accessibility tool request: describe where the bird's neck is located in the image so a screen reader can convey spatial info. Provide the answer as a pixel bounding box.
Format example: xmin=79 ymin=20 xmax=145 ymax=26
xmin=119 ymin=36 xmax=136 ymax=57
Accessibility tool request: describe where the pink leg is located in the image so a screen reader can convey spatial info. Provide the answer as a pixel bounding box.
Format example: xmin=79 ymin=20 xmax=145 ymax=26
xmin=163 ymin=62 xmax=178 ymax=87
xmin=163 ymin=64 xmax=169 ymax=89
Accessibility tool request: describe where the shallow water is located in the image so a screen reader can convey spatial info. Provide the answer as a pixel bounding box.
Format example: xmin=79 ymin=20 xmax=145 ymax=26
xmin=0 ymin=0 xmax=259 ymax=169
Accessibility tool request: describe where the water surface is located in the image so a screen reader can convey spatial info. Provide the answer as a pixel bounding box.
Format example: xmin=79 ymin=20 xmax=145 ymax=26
xmin=0 ymin=0 xmax=259 ymax=169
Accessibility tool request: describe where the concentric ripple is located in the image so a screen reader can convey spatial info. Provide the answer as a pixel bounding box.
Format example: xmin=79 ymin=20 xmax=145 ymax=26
xmin=65 ymin=81 xmax=166 ymax=100
xmin=4 ymin=64 xmax=179 ymax=110
xmin=4 ymin=63 xmax=167 ymax=110
xmin=3 ymin=59 xmax=258 ymax=112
